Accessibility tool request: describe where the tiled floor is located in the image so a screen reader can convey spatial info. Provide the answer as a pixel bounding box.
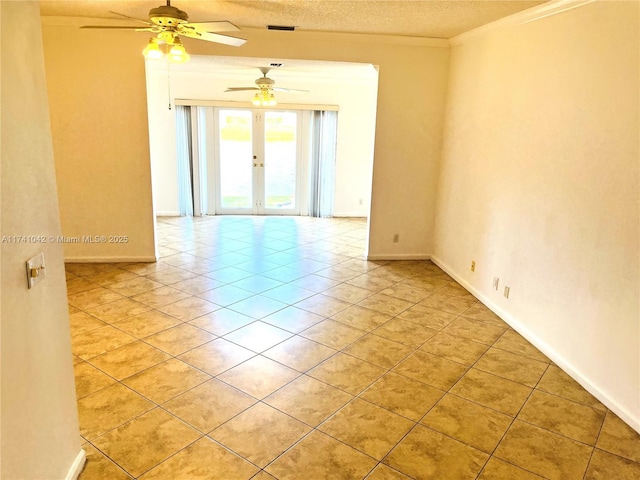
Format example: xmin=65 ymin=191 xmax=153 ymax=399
xmin=69 ymin=216 xmax=640 ymax=480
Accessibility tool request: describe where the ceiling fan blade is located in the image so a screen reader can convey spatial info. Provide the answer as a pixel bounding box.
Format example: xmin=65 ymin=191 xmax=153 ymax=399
xmin=179 ymin=29 xmax=246 ymax=47
xmin=225 ymin=87 xmax=260 ymax=92
xmin=80 ymin=26 xmax=155 ymax=31
xmin=108 ymin=10 xmax=153 ymax=25
xmin=183 ymin=21 xmax=240 ymax=32
xmin=273 ymin=87 xmax=310 ymax=93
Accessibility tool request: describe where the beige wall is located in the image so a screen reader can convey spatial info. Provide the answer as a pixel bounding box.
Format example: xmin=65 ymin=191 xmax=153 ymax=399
xmin=1 ymin=2 xmax=83 ymax=477
xmin=42 ymin=22 xmax=156 ymax=262
xmin=41 ymin=22 xmax=450 ymax=260
xmin=434 ymin=1 xmax=639 ymax=429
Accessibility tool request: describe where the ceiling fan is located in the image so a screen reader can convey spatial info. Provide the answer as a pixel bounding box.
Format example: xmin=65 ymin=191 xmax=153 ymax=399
xmin=81 ymin=1 xmax=246 ymax=63
xmin=226 ymin=67 xmax=309 ymax=106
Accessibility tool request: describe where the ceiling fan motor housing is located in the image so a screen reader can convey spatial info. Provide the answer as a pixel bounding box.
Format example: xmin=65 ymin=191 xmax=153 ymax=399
xmin=256 ymin=77 xmax=275 ymax=87
xmin=149 ymin=5 xmax=189 ymax=26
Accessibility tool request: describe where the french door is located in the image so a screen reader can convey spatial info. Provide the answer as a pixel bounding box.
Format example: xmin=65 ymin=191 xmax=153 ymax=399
xmin=214 ymin=108 xmax=302 ymax=215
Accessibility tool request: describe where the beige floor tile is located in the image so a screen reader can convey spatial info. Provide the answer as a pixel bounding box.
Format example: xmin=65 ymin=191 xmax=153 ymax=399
xmin=361 ymin=372 xmax=444 ymax=421
xmin=584 ymin=449 xmax=640 ymax=480
xmin=398 ymin=277 xmax=448 ymax=293
xmin=74 ymin=361 xmax=116 ymax=398
xmin=461 ymin=303 xmax=507 ymax=327
xmin=85 ymin=298 xmax=152 ymax=323
xmin=477 ymin=457 xmax=545 ymax=479
xmin=372 ymin=318 xmax=437 ymax=347
xmin=224 ymin=321 xmax=293 ymax=353
xmin=438 ymin=282 xmax=475 ymax=298
xmin=264 ymin=375 xmax=353 ymax=426
xmin=79 ymin=444 xmax=132 ymax=480
xmin=66 ymin=277 xmax=101 ymax=296
xmin=315 ymin=265 xmax=362 ymax=282
xmin=106 ymin=276 xmax=163 ymax=297
xmin=596 ymin=411 xmax=640 ymax=462
xmin=261 ymin=306 xmax=326 ymax=333
xmin=380 ymin=283 xmax=431 ymax=303
xmin=163 ymin=379 xmax=256 ymax=433
xmin=343 ymin=334 xmax=413 ymax=369
xmin=450 ymin=368 xmax=532 ymax=416
xmin=217 ymin=355 xmax=299 ymax=399
xmin=122 ymin=358 xmax=211 ymax=404
xmin=131 ymin=286 xmax=191 ymax=308
xmin=85 ymin=269 xmax=140 ymax=286
xmin=139 ymin=437 xmax=259 ymax=479
xmin=266 ymin=430 xmax=377 ymax=480
xmin=197 ymin=285 xmax=254 ymax=307
xmin=71 ymin=325 xmax=137 ymax=360
xmin=365 ymin=464 xmax=412 ymax=479
xmin=261 ymin=283 xmax=316 ymax=304
xmin=393 ymin=350 xmax=467 ymax=391
xmin=518 ymin=390 xmax=605 ymax=445
xmin=536 ymin=365 xmax=606 ymax=411
xmin=295 ymin=294 xmax=353 ymax=317
xmin=421 ymin=394 xmax=513 ymax=453
xmin=494 ymin=420 xmax=592 ymax=480
xmin=69 ymin=312 xmax=107 ymax=337
xmin=346 ymin=273 xmax=396 ymax=292
xmin=188 ymin=308 xmax=255 ymax=336
xmin=308 ymin=353 xmax=386 ymax=395
xmin=475 ymin=348 xmax=548 ymax=387
xmin=178 ymin=338 xmax=255 ymax=376
xmin=112 ymin=310 xmax=181 ymax=338
xmin=68 ymin=304 xmax=81 ymax=315
xmin=383 ymin=425 xmax=488 ymax=480
xmin=144 ymin=267 xmax=198 ymax=285
xmin=357 ymin=293 xmax=414 ymax=316
xmin=331 ymin=305 xmax=392 ymax=331
xmin=323 ymin=283 xmax=374 ymax=303
xmin=397 ymin=304 xmax=457 ymax=330
xmin=210 ymin=402 xmax=311 ymax=467
xmin=89 ymin=341 xmax=171 ymax=380
xmin=77 ymin=383 xmax=154 ymax=440
xmin=443 ymin=317 xmax=507 ymax=345
xmin=420 ymin=332 xmax=489 ymax=366
xmin=493 ymin=329 xmax=550 ymax=363
xmin=144 ymin=324 xmax=216 ymax=356
xmin=228 ymin=295 xmax=289 ymax=319
xmin=289 ymin=274 xmax=341 ymax=293
xmin=263 ymin=336 xmax=337 ymax=372
xmin=92 ymin=408 xmax=201 ymax=478
xmin=319 ymin=398 xmax=414 ymax=460
xmin=68 ymin=288 xmax=125 ymax=310
xmin=418 ymin=293 xmax=476 ymax=315
xmin=168 ymin=275 xmax=222 ymax=295
xmin=252 ymin=471 xmax=278 ymax=480
xmin=157 ymin=296 xmax=219 ymax=321
xmin=300 ymin=319 xmax=366 ymax=349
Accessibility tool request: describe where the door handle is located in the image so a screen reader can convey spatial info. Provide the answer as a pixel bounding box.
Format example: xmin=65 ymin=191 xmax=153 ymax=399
xmin=253 ymin=163 xmax=257 ymax=167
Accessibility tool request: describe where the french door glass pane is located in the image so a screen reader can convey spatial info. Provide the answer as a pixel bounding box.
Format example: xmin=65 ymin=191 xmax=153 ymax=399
xmin=219 ymin=110 xmax=253 ymax=209
xmin=264 ymin=111 xmax=297 ymax=209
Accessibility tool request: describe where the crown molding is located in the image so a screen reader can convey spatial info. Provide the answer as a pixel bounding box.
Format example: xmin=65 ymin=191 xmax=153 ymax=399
xmin=450 ymin=0 xmax=596 ymax=46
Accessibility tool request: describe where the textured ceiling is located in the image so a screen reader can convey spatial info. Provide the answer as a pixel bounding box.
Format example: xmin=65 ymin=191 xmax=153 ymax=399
xmin=40 ymin=0 xmax=547 ymax=39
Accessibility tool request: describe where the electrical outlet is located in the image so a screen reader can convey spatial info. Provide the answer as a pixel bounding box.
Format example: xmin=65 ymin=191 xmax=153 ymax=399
xmin=470 ymin=260 xmax=476 ymax=272
xmin=393 ymin=234 xmax=399 ymax=243
xmin=493 ymin=277 xmax=499 ymax=290
xmin=504 ymin=286 xmax=510 ymax=299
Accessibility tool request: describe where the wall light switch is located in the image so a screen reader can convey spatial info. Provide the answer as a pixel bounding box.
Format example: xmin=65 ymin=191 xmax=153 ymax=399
xmin=26 ymin=253 xmax=46 ymax=289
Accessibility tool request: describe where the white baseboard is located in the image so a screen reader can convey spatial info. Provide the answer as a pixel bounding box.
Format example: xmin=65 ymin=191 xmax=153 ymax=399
xmin=65 ymin=256 xmax=158 ymax=263
xmin=431 ymin=254 xmax=640 ymax=434
xmin=65 ymin=449 xmax=86 ymax=480
xmin=155 ymin=211 xmax=181 ymax=217
xmin=367 ymin=253 xmax=431 ymax=261
xmin=332 ymin=213 xmax=368 ymax=218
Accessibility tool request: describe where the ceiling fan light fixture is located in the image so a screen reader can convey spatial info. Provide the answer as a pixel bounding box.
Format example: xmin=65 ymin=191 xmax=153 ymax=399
xmin=252 ymin=89 xmax=277 ymax=107
xmin=168 ymin=38 xmax=190 ymax=63
xmin=143 ymin=38 xmax=163 ymax=60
